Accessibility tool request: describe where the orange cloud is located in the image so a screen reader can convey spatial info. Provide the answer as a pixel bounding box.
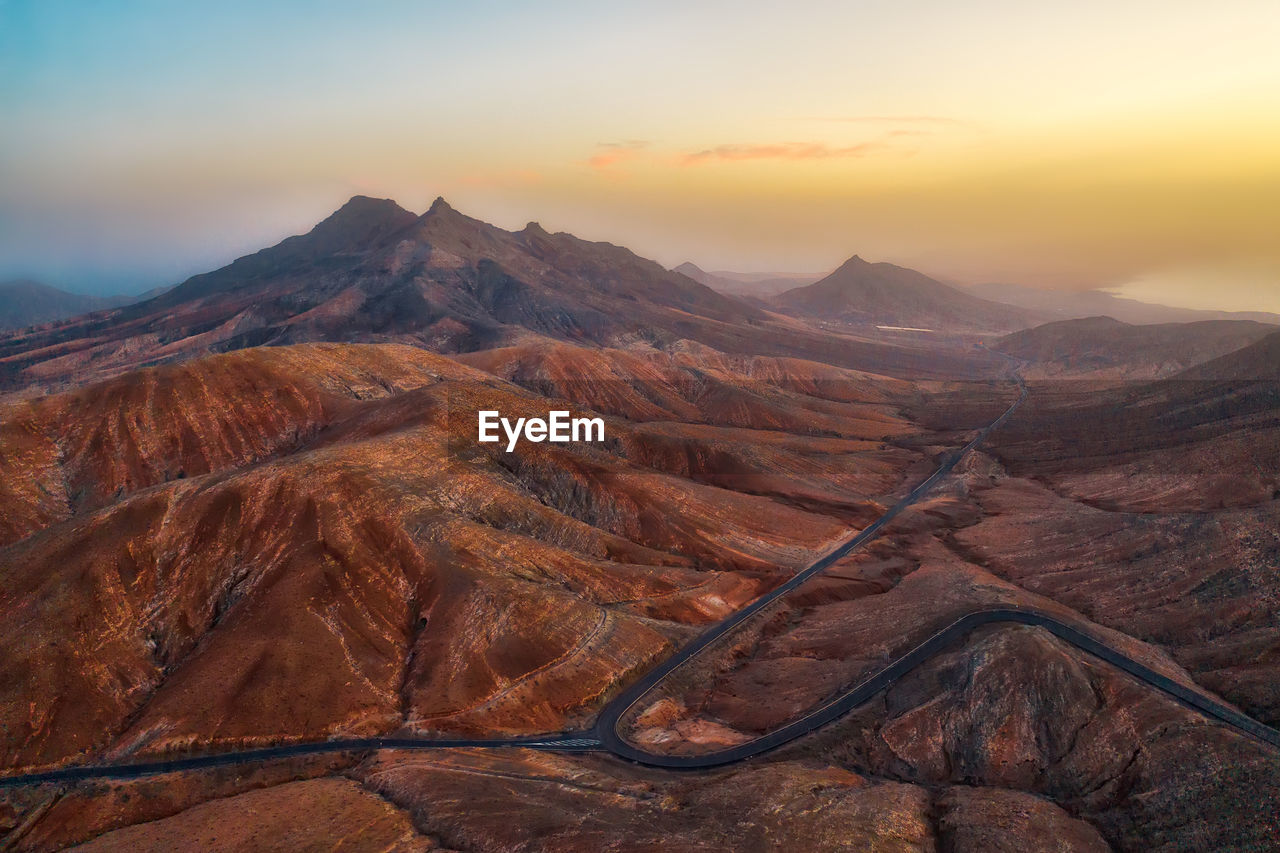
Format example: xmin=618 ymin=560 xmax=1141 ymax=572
xmin=586 ymin=140 xmax=650 ymax=169
xmin=805 ymin=115 xmax=968 ymax=125
xmin=681 ymin=141 xmax=888 ymax=165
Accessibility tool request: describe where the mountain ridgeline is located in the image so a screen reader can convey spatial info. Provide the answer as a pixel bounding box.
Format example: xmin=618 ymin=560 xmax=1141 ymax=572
xmin=0 ymin=196 xmax=1010 ymax=390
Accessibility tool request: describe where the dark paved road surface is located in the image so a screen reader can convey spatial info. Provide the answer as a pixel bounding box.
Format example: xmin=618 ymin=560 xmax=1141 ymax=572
xmin=0 ymin=736 xmax=602 ymax=789
xmin=596 ymin=606 xmax=1280 ymax=768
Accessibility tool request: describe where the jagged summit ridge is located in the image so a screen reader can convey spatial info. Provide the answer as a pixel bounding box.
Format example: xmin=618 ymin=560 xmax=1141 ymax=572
xmin=308 ymin=195 xmax=419 ymax=251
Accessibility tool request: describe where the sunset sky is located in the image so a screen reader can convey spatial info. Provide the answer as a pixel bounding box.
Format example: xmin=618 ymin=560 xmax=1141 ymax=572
xmin=2 ymin=0 xmax=1278 ymax=309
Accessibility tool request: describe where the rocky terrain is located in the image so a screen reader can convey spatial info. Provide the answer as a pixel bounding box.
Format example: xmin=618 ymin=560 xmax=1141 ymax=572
xmin=0 ymin=340 xmax=950 ymax=785
xmin=1 ymin=203 xmax=1277 ymax=851
xmin=599 ymin=349 xmax=1280 ymax=850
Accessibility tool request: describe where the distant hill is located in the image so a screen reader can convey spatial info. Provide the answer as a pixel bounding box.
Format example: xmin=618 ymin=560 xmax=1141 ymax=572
xmin=0 ymin=280 xmax=131 ymax=330
xmin=995 ymin=316 xmax=1277 ymax=379
xmin=1174 ymin=329 xmax=1280 ymax=381
xmin=962 ymin=281 xmax=1280 ymax=326
xmin=673 ymin=262 xmax=819 ymax=299
xmin=772 ymin=255 xmax=1045 ymax=333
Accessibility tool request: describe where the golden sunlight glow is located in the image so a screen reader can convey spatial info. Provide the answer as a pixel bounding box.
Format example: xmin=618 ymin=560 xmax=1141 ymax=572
xmin=3 ymin=1 xmax=1278 ymax=308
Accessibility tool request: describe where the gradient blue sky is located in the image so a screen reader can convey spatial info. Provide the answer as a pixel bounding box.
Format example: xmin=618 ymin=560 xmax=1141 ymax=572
xmin=2 ymin=0 xmax=1279 ymax=309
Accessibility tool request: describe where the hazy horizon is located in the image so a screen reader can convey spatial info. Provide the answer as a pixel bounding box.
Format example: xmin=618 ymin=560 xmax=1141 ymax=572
xmin=3 ymin=1 xmax=1278 ymax=310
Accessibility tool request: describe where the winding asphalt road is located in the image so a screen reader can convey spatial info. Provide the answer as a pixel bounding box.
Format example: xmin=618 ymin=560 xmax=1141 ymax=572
xmin=596 ymin=606 xmax=1280 ymax=768
xmin=3 ymin=370 xmax=1278 ymax=790
xmin=594 ymin=371 xmax=1280 ymax=764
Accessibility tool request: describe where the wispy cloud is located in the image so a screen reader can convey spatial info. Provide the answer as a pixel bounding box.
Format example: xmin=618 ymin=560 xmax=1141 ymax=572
xmin=586 ymin=140 xmax=651 ymax=169
xmin=804 ymin=115 xmax=968 ymax=126
xmin=682 ymin=141 xmax=889 ymax=165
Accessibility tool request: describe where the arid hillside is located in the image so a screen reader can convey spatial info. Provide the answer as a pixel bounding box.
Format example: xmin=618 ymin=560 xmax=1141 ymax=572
xmin=2 ymin=332 xmax=1276 ymax=851
xmin=602 ymin=367 xmax=1280 ymax=850
xmin=0 ymin=341 xmax=948 ymax=780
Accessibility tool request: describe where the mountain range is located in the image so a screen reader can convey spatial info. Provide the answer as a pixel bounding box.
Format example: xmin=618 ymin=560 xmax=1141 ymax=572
xmin=7 ymin=198 xmax=1276 ymax=395
xmin=0 ymin=196 xmax=1008 ymax=391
